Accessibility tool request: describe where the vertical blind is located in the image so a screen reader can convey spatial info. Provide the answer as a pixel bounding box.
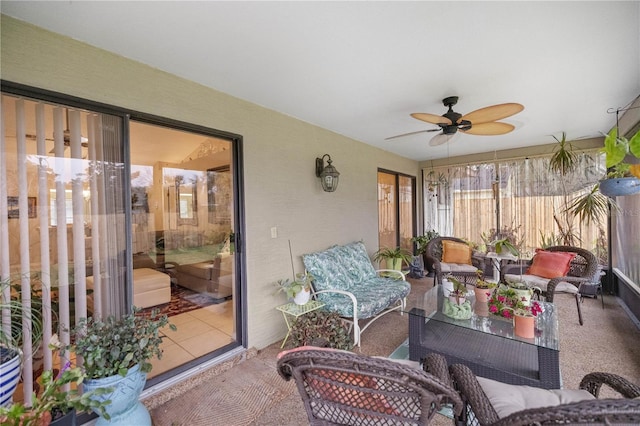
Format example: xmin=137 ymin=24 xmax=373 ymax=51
xmin=0 ymin=94 xmax=127 ymax=404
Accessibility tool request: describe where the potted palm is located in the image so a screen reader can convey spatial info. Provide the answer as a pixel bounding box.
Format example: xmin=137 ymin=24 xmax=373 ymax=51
xmin=373 ymin=246 xmax=413 ymax=271
xmin=599 ymin=127 xmax=640 ymax=197
xmin=63 ymin=308 xmax=176 ymax=426
xmin=0 ymin=275 xmax=45 ymax=409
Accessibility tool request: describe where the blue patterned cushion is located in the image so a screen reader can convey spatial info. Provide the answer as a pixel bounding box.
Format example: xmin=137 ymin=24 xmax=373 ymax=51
xmin=333 ymin=241 xmax=377 ymax=284
xmin=303 ymin=246 xmax=351 ymax=291
xmin=316 ymin=277 xmax=411 ymax=318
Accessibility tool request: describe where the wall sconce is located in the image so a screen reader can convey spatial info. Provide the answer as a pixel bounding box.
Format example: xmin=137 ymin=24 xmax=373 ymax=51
xmin=315 ymin=154 xmax=340 ymax=192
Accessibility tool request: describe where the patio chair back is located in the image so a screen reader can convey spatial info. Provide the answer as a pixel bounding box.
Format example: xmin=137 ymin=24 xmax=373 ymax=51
xmin=277 ymin=347 xmax=462 ymax=425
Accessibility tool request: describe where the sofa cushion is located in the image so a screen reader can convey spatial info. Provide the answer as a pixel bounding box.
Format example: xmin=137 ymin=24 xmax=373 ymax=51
xmin=527 ymin=250 xmax=576 ymax=278
xmin=303 ymin=246 xmax=351 ymax=292
xmin=332 ymin=241 xmax=377 ymax=284
xmin=504 ymin=274 xmax=579 ymax=294
xmin=177 ymin=262 xmax=215 ymax=281
xmin=441 ymin=263 xmax=477 ymax=273
xmin=442 ymin=240 xmax=472 ymax=265
xmin=476 ymin=376 xmax=594 ymax=419
xmin=315 ymin=277 xmax=410 ymax=319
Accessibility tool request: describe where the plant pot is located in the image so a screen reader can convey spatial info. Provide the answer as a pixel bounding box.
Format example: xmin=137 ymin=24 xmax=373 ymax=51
xmin=448 ymin=295 xmax=466 ymax=305
xmin=388 ymin=258 xmax=403 ymax=271
xmin=599 ymin=177 xmax=640 ymax=197
xmin=293 ymin=288 xmax=311 ymax=305
xmin=474 ymin=287 xmax=490 ymax=304
xmin=0 ymin=346 xmax=22 ymax=408
xmin=83 ymin=364 xmax=150 ymax=426
xmin=50 ymin=408 xmax=76 ymax=426
xmin=514 ymin=314 xmax=535 ymax=339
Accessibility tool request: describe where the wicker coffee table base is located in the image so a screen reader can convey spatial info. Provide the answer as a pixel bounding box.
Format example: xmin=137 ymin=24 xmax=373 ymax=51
xmin=409 ymin=308 xmax=560 ymax=389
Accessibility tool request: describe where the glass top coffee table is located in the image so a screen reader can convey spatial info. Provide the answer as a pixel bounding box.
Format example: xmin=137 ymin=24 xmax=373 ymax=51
xmin=404 ymin=285 xmax=560 ymax=389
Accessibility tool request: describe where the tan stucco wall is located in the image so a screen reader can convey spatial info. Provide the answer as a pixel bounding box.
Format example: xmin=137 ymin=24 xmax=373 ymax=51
xmin=1 ymin=15 xmax=421 ymax=349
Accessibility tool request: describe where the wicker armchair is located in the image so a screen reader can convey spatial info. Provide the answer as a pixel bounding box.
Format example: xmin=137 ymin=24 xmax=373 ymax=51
xmin=502 ymin=245 xmax=599 ymax=325
xmin=444 ymin=358 xmax=640 ymax=426
xmin=277 ymin=347 xmax=463 ymax=425
xmin=426 ymin=237 xmax=486 ymax=286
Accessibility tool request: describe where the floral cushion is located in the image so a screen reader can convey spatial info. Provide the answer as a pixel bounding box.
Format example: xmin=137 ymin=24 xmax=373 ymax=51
xmin=303 ymin=242 xmax=410 ymax=319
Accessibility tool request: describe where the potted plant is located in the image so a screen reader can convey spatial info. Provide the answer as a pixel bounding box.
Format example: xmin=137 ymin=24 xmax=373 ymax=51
xmin=288 ymin=310 xmax=353 ymax=350
xmin=0 ymin=361 xmax=112 ymax=426
xmin=491 ymin=238 xmax=520 ymax=257
xmin=63 ymin=308 xmax=176 ymax=426
xmin=0 ymin=275 xmax=45 ymax=408
xmin=599 ymin=127 xmax=640 ymax=197
xmin=412 ymin=230 xmax=440 ymax=273
xmin=274 ymin=273 xmax=313 ymax=305
xmin=373 ymin=246 xmax=413 ymax=271
xmin=447 ymin=276 xmax=468 ymax=305
xmin=474 ymin=270 xmax=496 ymax=304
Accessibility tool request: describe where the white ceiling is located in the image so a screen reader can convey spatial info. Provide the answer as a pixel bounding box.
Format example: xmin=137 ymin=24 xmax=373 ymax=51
xmin=3 ymin=1 xmax=639 ymax=161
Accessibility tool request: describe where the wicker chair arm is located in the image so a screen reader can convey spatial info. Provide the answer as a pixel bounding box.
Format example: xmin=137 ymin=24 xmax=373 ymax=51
xmin=545 ymin=276 xmax=591 ymax=302
xmin=422 ymin=353 xmax=453 ymax=387
xmin=491 ymin=398 xmax=640 ymax=426
xmin=501 ymin=262 xmax=530 ymax=277
xmin=449 ymin=363 xmax=501 ymax=425
xmin=580 ymin=372 xmax=640 ymax=398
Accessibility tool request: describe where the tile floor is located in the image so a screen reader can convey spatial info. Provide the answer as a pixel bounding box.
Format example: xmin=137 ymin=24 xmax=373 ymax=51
xmin=148 ymin=300 xmax=235 ymax=379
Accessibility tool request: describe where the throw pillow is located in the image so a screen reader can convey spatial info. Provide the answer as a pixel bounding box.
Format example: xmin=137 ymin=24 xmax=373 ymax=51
xmin=442 ymin=240 xmax=472 ymax=265
xmin=527 ymin=250 xmax=576 ymax=279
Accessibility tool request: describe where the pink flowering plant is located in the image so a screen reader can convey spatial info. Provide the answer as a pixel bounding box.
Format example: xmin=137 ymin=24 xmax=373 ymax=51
xmin=487 ymin=287 xmax=542 ymax=319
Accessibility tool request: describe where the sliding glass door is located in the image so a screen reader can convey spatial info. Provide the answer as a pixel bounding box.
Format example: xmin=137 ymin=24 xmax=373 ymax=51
xmin=377 ymin=170 xmax=415 ymax=259
xmin=1 ymin=90 xmax=243 ymax=401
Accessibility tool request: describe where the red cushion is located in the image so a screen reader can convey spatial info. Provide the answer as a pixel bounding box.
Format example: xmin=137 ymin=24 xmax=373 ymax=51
xmin=309 ymin=369 xmax=399 ymax=415
xmin=527 ymin=250 xmax=576 ymax=279
xmin=278 ymin=346 xmax=399 ymax=415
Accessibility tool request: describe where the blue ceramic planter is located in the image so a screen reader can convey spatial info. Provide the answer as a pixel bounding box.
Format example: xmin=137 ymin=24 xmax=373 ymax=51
xmin=0 ymin=347 xmax=21 ymax=408
xmin=599 ymin=177 xmax=640 ymax=197
xmin=83 ymin=364 xmax=149 ymax=426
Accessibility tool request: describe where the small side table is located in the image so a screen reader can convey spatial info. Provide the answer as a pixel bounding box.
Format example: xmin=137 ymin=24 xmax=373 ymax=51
xmin=276 ymin=300 xmax=326 ymax=348
xmin=485 ymin=252 xmax=518 ymax=283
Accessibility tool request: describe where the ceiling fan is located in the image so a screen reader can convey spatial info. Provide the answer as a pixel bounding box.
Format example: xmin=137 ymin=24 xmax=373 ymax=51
xmin=386 ymin=96 xmax=524 ymax=146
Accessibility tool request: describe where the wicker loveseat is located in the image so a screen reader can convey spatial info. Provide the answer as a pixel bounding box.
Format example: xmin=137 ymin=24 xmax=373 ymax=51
xmin=302 ymin=241 xmax=410 ymax=347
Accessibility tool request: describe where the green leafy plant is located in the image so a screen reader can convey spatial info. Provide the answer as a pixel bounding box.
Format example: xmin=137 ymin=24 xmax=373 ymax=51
xmin=274 ymin=273 xmax=312 ymax=299
xmin=411 ymin=230 xmax=440 ymax=255
xmin=602 ymin=127 xmax=640 ymax=178
xmin=0 ymin=363 xmax=112 ymax=426
xmin=64 ymin=308 xmax=176 ymax=379
xmin=491 ymin=238 xmax=520 ymax=257
xmin=0 ymin=275 xmax=45 ymax=352
xmin=488 ymin=287 xmax=542 ymax=318
xmin=475 ymin=270 xmax=496 ymax=290
xmin=373 ymin=246 xmax=413 ymax=268
xmin=446 ymin=276 xmax=468 ymax=304
xmin=288 ymin=310 xmax=353 ymax=350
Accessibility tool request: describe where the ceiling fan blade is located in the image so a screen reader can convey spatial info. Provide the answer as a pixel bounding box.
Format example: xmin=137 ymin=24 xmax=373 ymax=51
xmin=461 ymin=103 xmax=524 ymax=125
xmin=411 ymin=113 xmax=453 ymax=126
xmin=462 ymin=122 xmax=515 ymax=135
xmin=429 ymin=132 xmax=460 ymax=146
xmin=385 ymin=129 xmax=439 ymax=140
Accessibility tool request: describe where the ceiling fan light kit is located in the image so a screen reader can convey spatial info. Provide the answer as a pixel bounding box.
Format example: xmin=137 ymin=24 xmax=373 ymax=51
xmin=387 ymin=96 xmax=524 ymax=146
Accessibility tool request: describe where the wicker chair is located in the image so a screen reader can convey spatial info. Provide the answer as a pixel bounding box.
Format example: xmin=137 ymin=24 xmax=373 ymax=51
xmin=428 ymin=353 xmax=640 ymax=426
xmin=277 ymin=347 xmax=463 ymax=425
xmin=426 ymin=237 xmax=486 ymax=286
xmin=502 ymin=245 xmax=599 ymax=325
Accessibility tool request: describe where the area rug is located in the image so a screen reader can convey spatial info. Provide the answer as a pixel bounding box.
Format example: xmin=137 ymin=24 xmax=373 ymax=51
xmin=138 ymin=285 xmax=221 ymax=318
